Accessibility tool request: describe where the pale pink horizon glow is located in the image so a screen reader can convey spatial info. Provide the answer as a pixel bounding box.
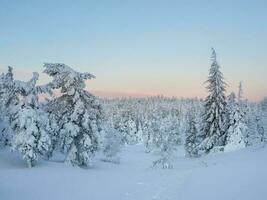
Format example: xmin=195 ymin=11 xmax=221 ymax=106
xmin=0 ymin=66 xmax=266 ymax=102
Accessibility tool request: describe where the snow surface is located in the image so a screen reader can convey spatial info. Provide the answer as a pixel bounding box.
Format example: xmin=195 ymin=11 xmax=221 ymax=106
xmin=0 ymin=145 xmax=266 ymax=200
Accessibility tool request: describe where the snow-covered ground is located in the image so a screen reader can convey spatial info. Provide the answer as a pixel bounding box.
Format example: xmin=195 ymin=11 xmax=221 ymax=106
xmin=0 ymin=145 xmax=266 ymax=200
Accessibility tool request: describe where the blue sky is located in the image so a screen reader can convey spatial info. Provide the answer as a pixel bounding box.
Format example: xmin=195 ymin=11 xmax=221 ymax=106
xmin=0 ymin=0 xmax=266 ymax=100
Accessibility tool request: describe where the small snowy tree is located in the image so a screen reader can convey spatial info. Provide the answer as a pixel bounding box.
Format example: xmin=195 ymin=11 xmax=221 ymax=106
xmin=238 ymin=81 xmax=243 ymax=103
xmin=142 ymin=118 xmax=155 ymax=152
xmin=224 ymin=93 xmax=246 ymax=152
xmin=200 ymin=48 xmax=227 ymax=153
xmin=185 ymin=110 xmax=199 ymax=157
xmin=43 ymin=63 xmax=102 ymax=167
xmin=0 ymin=66 xmax=18 ymax=147
xmin=0 ymin=116 xmax=10 ymax=148
xmin=260 ymin=98 xmax=267 ymax=143
xmin=0 ymin=66 xmax=18 ymax=109
xmin=11 ymin=72 xmax=51 ymax=167
xmin=152 ymin=114 xmax=179 ymax=169
xmin=101 ymin=121 xmax=122 ymax=164
xmin=245 ymin=104 xmax=265 ymax=146
xmin=113 ymin=108 xmax=138 ymax=145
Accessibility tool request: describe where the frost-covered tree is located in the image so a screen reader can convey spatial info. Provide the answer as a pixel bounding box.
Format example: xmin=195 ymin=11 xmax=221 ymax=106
xmin=185 ymin=110 xmax=198 ymax=157
xmin=152 ymin=114 xmax=179 ymax=169
xmin=245 ymin=104 xmax=265 ymax=146
xmin=0 ymin=112 xmax=10 ymax=148
xmin=44 ymin=113 xmax=60 ymax=159
xmin=260 ymin=97 xmax=267 ymax=142
xmin=0 ymin=66 xmax=18 ymax=108
xmin=238 ymin=81 xmax=243 ymax=103
xmin=113 ymin=108 xmax=138 ymax=145
xmin=255 ymin=113 xmax=265 ymax=143
xmin=140 ymin=105 xmax=162 ymax=152
xmin=237 ymin=81 xmax=248 ymax=116
xmin=224 ymin=93 xmax=246 ymax=152
xmin=11 ymin=72 xmax=51 ymax=167
xmin=0 ymin=66 xmax=18 ymax=147
xmin=44 ymin=63 xmax=102 ymax=167
xmin=101 ymin=120 xmax=122 ymax=164
xmin=200 ymin=48 xmax=228 ymax=153
xmin=142 ymin=113 xmax=154 ymax=152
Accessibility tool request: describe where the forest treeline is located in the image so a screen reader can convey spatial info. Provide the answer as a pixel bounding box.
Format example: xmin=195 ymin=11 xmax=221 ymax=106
xmin=0 ymin=48 xmax=266 ymax=168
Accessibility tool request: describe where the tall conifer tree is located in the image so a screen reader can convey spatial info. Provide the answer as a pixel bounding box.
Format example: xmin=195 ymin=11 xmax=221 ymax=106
xmin=201 ymin=48 xmax=227 ymax=153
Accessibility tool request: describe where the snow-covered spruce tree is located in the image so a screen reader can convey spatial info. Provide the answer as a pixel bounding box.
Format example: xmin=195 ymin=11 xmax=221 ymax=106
xmin=0 ymin=66 xmax=17 ymax=109
xmin=11 ymin=72 xmax=51 ymax=167
xmin=224 ymin=93 xmax=246 ymax=152
xmin=185 ymin=110 xmax=199 ymax=157
xmin=43 ymin=63 xmax=102 ymax=167
xmin=200 ymin=48 xmax=227 ymax=153
xmin=0 ymin=66 xmax=18 ymax=147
